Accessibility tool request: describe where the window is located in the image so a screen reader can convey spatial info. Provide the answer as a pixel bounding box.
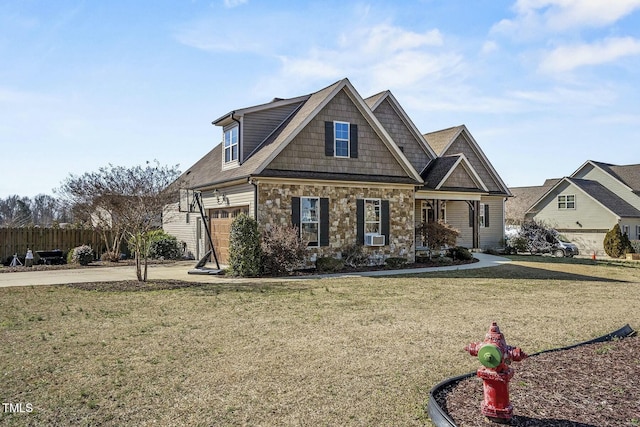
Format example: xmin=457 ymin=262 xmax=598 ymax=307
xmin=224 ymin=126 xmax=238 ymax=164
xmin=292 ymin=197 xmax=329 ymax=247
xmin=623 ymin=225 xmax=630 ymax=237
xmin=479 ymin=203 xmax=486 ymax=227
xmin=558 ymin=195 xmax=575 ymax=209
xmin=637 ymin=225 xmax=640 ymax=239
xmin=334 ymin=121 xmax=350 ymax=158
xmin=364 ymin=199 xmax=381 ymax=234
xmin=301 ymin=197 xmax=320 ymax=247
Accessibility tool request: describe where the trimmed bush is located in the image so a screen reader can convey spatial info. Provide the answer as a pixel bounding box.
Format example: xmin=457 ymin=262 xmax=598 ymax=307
xmin=316 ymin=257 xmax=344 ymax=273
xmin=436 ymin=256 xmax=454 ymax=266
xmin=341 ymin=244 xmax=368 ymax=268
xmin=100 ymin=251 xmax=121 ymax=262
xmin=261 ymin=223 xmax=307 ymax=276
xmin=446 ymin=246 xmax=473 ymax=261
xmin=148 ymin=231 xmax=182 ymax=260
xmin=70 ymin=245 xmax=94 ymax=266
xmin=228 ymin=214 xmax=262 ymax=277
xmin=385 ymin=257 xmax=407 ymax=269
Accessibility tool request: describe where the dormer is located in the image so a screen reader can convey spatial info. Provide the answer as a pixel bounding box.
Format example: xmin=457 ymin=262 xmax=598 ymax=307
xmin=212 ymin=95 xmax=310 ymax=170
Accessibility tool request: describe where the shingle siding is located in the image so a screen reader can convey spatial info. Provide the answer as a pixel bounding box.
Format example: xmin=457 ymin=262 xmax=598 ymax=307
xmin=371 ymin=98 xmax=433 ymax=172
xmin=268 ymin=89 xmax=409 ymax=178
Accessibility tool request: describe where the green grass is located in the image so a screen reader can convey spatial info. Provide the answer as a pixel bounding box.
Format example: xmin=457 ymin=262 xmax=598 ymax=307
xmin=1 ymin=258 xmax=639 ymax=426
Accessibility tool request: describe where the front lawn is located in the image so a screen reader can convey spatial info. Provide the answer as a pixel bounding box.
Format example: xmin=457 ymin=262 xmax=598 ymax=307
xmin=1 ymin=259 xmax=639 ymax=426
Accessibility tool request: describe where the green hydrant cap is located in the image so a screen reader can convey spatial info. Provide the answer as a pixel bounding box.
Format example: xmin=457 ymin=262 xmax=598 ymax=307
xmin=478 ymin=344 xmax=502 ymax=368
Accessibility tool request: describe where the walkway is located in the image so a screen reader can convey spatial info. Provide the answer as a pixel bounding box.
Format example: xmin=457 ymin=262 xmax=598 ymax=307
xmin=0 ymin=253 xmax=511 ymax=288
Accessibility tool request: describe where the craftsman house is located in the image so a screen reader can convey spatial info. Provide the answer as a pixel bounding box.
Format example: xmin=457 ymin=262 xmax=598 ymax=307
xmin=509 ymin=161 xmax=640 ymax=255
xmin=163 ymin=79 xmax=511 ymax=264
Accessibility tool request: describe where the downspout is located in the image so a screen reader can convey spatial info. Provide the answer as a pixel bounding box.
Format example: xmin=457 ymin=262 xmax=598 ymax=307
xmin=251 ymin=178 xmax=258 ymax=221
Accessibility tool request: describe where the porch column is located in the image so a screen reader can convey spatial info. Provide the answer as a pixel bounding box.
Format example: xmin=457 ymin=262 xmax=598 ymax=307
xmin=472 ymin=200 xmax=479 ymax=248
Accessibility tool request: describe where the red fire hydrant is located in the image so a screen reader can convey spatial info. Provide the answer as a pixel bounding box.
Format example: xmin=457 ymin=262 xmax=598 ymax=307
xmin=464 ymin=322 xmax=528 ymax=423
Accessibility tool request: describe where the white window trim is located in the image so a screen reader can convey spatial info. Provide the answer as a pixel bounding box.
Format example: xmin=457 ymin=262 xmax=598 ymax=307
xmin=479 ymin=203 xmax=486 ymax=228
xmin=558 ymin=194 xmax=576 ymax=210
xmin=301 ymin=197 xmax=320 ymax=247
xmin=364 ymin=198 xmax=381 ymax=236
xmin=333 ymin=121 xmax=350 ymax=158
xmin=223 ymin=126 xmax=239 ymax=168
xmin=623 ymin=225 xmax=630 ymax=237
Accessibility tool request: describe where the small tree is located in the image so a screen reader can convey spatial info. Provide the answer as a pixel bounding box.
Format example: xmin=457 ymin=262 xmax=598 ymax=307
xmin=416 ymin=220 xmax=460 ymax=259
xmin=261 ymin=223 xmax=307 ymax=276
xmin=228 ymin=214 xmax=262 ymax=277
xmin=57 ymin=161 xmax=182 ymax=281
xmin=517 ymin=220 xmax=557 ymax=254
xmin=603 ymin=224 xmax=634 ymax=258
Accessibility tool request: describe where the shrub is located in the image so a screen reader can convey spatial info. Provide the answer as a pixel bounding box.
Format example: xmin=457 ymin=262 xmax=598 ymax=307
xmin=316 ymin=257 xmax=344 ymax=273
xmin=436 ymin=256 xmax=454 ymax=266
xmin=70 ymin=245 xmax=94 ymax=266
xmin=100 ymin=251 xmax=121 ymax=262
xmin=507 ymin=235 xmax=528 ymax=253
xmin=385 ymin=257 xmax=407 ymax=269
xmin=261 ymin=223 xmax=307 ymax=276
xmin=341 ymin=244 xmax=368 ymax=268
xmin=416 ymin=220 xmax=460 ymax=258
xmin=631 ymin=240 xmax=640 ymax=254
xmin=446 ymin=246 xmax=473 ymax=261
xmin=148 ymin=231 xmax=182 ymax=260
xmin=603 ymin=224 xmax=633 ymax=258
xmin=517 ymin=220 xmax=557 ymax=253
xmin=228 ymin=214 xmax=262 ymax=277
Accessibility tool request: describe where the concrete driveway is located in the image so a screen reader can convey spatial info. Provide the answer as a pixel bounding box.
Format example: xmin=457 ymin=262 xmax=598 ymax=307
xmin=0 ymin=254 xmax=511 ymax=288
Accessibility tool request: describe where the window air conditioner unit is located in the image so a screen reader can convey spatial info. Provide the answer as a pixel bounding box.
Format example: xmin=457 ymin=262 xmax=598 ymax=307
xmin=365 ymin=233 xmax=385 ymax=246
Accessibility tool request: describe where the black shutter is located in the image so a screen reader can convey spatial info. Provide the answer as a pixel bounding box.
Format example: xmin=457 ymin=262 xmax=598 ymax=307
xmin=320 ymin=198 xmax=329 ymax=247
xmin=356 ymin=199 xmax=364 ymax=245
xmin=324 ymin=121 xmax=334 ymax=156
xmin=350 ymin=124 xmax=358 ymax=158
xmin=291 ymin=197 xmax=300 ymax=237
xmin=381 ymin=200 xmax=390 ymax=245
xmin=484 ymin=204 xmax=490 ymax=227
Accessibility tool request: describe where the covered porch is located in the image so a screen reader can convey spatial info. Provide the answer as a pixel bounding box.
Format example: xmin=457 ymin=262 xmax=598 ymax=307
xmin=414 ymin=191 xmax=485 ymax=250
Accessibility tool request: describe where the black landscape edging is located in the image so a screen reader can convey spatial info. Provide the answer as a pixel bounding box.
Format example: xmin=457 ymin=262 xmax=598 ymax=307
xmin=426 ymin=324 xmax=636 ymax=427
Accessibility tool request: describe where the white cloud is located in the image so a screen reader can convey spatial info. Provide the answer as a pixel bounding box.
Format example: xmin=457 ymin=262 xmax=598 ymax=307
xmin=539 ymin=37 xmax=640 ymax=73
xmin=493 ymin=0 xmax=640 ymax=36
xmin=274 ymin=23 xmax=459 ymax=93
xmin=223 ymin=0 xmax=247 ymax=8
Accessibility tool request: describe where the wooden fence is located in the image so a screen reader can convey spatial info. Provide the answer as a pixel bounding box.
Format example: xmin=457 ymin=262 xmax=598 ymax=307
xmin=0 ymin=227 xmax=111 ymax=263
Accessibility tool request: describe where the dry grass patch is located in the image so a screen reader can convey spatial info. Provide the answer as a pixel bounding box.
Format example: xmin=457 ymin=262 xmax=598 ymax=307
xmin=1 ymin=259 xmax=639 ymax=426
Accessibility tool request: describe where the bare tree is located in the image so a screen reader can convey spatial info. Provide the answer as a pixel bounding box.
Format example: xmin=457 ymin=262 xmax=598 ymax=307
xmin=56 ymin=161 xmax=181 ymax=281
xmin=0 ymin=195 xmax=32 ymax=227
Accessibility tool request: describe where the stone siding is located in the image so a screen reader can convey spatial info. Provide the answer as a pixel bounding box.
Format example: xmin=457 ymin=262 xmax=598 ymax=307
xmin=257 ymin=182 xmax=416 ymax=264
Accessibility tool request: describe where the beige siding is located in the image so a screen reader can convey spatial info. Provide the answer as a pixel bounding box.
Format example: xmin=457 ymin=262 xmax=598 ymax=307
xmin=479 ymin=196 xmax=505 ymax=248
xmin=163 ymin=183 xmax=256 ymax=261
xmin=533 ymin=181 xmax=618 ymax=230
xmin=268 ymin=89 xmax=409 ymax=177
xmin=162 ymin=202 xmax=199 ymax=259
xmin=446 ymin=200 xmax=473 ymax=247
xmin=371 ymin=98 xmax=433 ymax=171
xmin=444 ymin=135 xmax=502 ymax=192
xmin=574 ymin=165 xmax=640 ymax=211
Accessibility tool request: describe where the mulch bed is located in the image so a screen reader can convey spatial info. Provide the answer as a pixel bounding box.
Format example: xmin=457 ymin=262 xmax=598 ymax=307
xmin=438 ymin=335 xmax=640 ymax=426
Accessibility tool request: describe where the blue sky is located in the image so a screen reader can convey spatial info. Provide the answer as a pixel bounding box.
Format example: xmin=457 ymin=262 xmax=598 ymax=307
xmin=2 ymin=0 xmax=640 ymax=198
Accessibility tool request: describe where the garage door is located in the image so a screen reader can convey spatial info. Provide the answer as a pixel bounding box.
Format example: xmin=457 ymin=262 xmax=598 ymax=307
xmin=210 ymin=206 xmax=249 ymax=264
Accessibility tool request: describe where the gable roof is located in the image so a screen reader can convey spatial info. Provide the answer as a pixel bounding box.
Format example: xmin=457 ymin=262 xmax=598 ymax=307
xmin=420 ymin=154 xmax=488 ymax=191
xmin=506 ymin=179 xmax=559 ymax=220
xmin=526 ymin=177 xmax=640 ymax=219
xmin=573 ymin=160 xmax=640 ymax=193
xmin=424 ymin=126 xmax=463 ymax=156
xmin=423 ymin=125 xmax=511 ymax=196
xmin=179 ymin=78 xmax=424 ymax=190
xmin=364 ymin=91 xmax=437 ymax=159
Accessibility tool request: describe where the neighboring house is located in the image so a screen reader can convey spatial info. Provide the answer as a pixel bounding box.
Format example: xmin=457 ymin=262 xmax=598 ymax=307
xmin=509 ymin=161 xmax=640 ymax=255
xmin=163 ymin=79 xmax=511 ymax=264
